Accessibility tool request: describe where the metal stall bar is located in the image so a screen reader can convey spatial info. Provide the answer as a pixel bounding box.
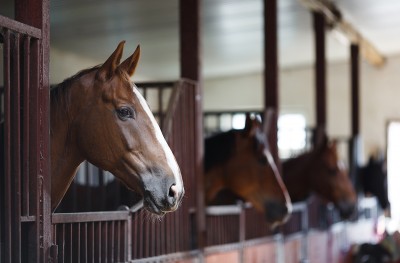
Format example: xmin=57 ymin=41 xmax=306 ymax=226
xmin=3 ymin=27 xmax=12 ymax=263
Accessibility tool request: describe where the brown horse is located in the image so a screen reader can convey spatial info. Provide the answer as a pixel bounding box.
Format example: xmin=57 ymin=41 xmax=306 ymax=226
xmin=282 ymin=136 xmax=356 ymax=219
xmin=204 ymin=115 xmax=291 ymax=225
xmin=50 ymin=41 xmax=184 ymax=214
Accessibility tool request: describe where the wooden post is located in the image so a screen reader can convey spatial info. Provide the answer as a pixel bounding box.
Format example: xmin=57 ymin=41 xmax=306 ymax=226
xmin=179 ymin=0 xmax=205 ymax=250
xmin=313 ymin=11 xmax=327 ymax=133
xmin=263 ymin=0 xmax=279 ymax=165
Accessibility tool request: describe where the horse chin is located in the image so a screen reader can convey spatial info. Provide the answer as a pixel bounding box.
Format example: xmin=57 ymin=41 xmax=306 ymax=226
xmin=143 ymin=196 xmax=167 ymax=216
xmin=264 ymin=200 xmax=290 ymax=225
xmin=337 ymin=201 xmax=356 ymax=219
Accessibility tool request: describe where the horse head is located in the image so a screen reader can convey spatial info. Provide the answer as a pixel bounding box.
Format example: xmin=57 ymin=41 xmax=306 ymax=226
xmin=359 ymin=155 xmax=390 ymax=210
xmin=205 ymin=114 xmax=291 ymax=225
xmin=310 ymin=139 xmax=357 ymax=219
xmin=51 ymin=41 xmax=184 ymax=214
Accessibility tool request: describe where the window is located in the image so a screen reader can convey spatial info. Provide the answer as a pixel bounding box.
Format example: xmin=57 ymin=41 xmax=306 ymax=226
xmin=278 ymin=114 xmax=307 ymax=159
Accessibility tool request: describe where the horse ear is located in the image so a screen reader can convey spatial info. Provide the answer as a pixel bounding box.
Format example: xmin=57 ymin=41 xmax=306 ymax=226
xmin=244 ymin=114 xmax=262 ymax=137
xmin=244 ymin=113 xmax=252 ymax=133
xmin=119 ymin=45 xmax=141 ymax=77
xmin=97 ymin=41 xmax=126 ymax=81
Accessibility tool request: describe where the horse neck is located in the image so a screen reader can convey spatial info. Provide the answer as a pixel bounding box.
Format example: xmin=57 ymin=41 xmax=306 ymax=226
xmin=282 ymin=151 xmax=315 ymax=202
xmin=50 ymin=81 xmax=89 ymax=210
xmin=203 ymin=130 xmax=236 ymax=202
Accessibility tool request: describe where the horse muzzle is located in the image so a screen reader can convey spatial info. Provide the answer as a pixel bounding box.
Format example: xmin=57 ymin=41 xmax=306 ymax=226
xmin=337 ymin=200 xmax=356 ymax=219
xmin=142 ymin=173 xmax=184 ymax=215
xmin=264 ymin=200 xmax=290 ymax=224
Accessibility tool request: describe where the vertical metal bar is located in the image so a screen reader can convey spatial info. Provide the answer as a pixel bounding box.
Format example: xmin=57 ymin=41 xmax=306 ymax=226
xmin=77 ymin=223 xmax=80 ymax=263
xmin=11 ymin=33 xmax=22 ymax=263
xmin=98 ymin=222 xmax=101 ymax=262
xmin=69 ymin=224 xmax=72 ymax=263
xmin=110 ymin=221 xmax=114 ymax=262
xmin=16 ymin=0 xmax=51 ymax=260
xmin=28 ymin=38 xmax=40 ymax=263
xmin=22 ymin=36 xmax=31 ymax=216
xmin=91 ymin=222 xmax=94 ymax=263
xmin=126 ymin=216 xmax=132 ymax=261
xmin=313 ymin=11 xmax=327 ymax=131
xmin=117 ymin=220 xmax=121 ymax=261
xmin=61 ymin=224 xmax=65 ymax=263
xmin=3 ymin=28 xmax=12 ymax=263
xmin=84 ymin=222 xmax=88 ymax=263
xmin=104 ymin=221 xmax=107 ymax=262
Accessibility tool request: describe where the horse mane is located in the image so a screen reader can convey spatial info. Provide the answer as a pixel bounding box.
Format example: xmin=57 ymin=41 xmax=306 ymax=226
xmin=50 ymin=65 xmax=101 ymax=115
xmin=204 ymin=130 xmax=236 ymax=172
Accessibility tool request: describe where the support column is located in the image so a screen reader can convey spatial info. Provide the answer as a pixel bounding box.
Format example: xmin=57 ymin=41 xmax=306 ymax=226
xmin=313 ymin=12 xmax=327 ymax=133
xmin=351 ymin=44 xmax=360 ymax=136
xmin=179 ymin=0 xmax=205 ymax=250
xmin=350 ymin=44 xmax=360 ymax=184
xmin=263 ymin=0 xmax=279 ymax=164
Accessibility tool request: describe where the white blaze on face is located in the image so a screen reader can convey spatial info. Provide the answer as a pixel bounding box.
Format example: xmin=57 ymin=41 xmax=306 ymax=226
xmin=133 ymin=86 xmax=183 ymax=192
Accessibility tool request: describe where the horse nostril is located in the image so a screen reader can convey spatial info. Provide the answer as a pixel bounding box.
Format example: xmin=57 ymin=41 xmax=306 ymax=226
xmin=169 ymin=184 xmax=178 ymax=197
xmin=167 ymin=184 xmax=178 ymax=206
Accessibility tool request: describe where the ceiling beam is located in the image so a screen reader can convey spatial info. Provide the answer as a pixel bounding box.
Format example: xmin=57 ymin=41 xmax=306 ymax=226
xmin=299 ymin=0 xmax=386 ymax=67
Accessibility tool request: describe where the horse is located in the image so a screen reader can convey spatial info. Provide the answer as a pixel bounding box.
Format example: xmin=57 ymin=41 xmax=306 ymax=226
xmin=282 ymin=135 xmax=357 ymax=219
xmin=358 ymin=155 xmax=390 ymax=211
xmin=204 ymin=114 xmax=292 ymax=225
xmin=49 ymin=41 xmax=184 ymax=214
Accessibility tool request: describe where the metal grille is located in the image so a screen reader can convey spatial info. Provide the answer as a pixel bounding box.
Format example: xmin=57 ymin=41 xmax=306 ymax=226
xmin=52 ymin=211 xmax=131 ymax=263
xmin=1 ymin=12 xmax=50 ymax=263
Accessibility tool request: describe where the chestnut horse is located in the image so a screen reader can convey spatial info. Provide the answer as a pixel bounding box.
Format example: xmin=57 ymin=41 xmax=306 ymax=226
xmin=282 ymin=136 xmax=356 ymax=219
xmin=204 ymin=115 xmax=291 ymax=225
xmin=50 ymin=41 xmax=184 ymax=214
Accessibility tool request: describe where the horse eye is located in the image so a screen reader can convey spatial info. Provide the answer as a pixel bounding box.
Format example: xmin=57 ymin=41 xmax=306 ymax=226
xmin=116 ymin=107 xmax=135 ymax=120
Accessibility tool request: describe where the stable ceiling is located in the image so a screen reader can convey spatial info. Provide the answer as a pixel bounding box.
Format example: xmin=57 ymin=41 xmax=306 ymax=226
xmin=5 ymin=0 xmax=400 ymax=80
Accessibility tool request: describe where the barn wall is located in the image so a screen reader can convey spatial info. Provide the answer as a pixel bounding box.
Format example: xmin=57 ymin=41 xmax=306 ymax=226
xmin=50 ymin=48 xmax=99 ymax=84
xmin=203 ymin=54 xmax=400 ymax=163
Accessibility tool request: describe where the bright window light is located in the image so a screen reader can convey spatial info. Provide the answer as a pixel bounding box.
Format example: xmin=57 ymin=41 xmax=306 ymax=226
xmin=232 ymin=114 xmax=246 ymax=130
xmin=278 ymin=114 xmax=306 ymax=158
